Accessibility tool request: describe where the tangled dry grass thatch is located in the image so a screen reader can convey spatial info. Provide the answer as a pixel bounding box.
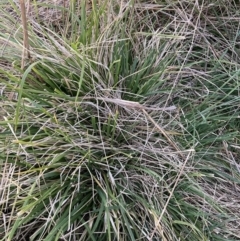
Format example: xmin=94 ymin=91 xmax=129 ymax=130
xmin=0 ymin=0 xmax=240 ymax=240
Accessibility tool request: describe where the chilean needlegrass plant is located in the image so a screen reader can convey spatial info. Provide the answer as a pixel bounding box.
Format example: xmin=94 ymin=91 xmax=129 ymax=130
xmin=0 ymin=0 xmax=240 ymax=240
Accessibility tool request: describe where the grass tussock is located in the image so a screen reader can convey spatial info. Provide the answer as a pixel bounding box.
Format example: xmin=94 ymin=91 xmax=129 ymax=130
xmin=0 ymin=0 xmax=240 ymax=240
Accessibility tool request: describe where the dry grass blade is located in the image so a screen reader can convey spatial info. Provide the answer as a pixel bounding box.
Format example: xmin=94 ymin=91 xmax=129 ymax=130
xmin=149 ymin=151 xmax=192 ymax=240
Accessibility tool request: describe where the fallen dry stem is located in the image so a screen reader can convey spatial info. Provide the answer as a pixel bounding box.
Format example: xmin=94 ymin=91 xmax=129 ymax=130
xmin=82 ymin=96 xmax=182 ymax=153
xmin=141 ymin=108 xmax=184 ymax=158
xmin=83 ymin=97 xmax=177 ymax=111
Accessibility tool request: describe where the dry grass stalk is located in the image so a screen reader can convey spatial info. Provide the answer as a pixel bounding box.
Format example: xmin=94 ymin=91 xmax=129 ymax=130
xmin=141 ymin=108 xmax=184 ymax=158
xmin=19 ymin=0 xmax=30 ymax=69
